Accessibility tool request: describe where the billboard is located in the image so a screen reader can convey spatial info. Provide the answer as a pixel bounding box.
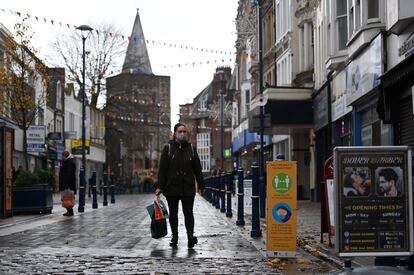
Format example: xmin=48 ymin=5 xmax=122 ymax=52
xmin=334 ymin=146 xmax=413 ymax=257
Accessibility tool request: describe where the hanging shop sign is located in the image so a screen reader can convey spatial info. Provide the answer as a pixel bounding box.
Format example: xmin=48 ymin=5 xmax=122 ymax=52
xmin=334 ymin=146 xmax=413 ymax=257
xmin=266 ymin=161 xmax=297 ymax=258
xmin=346 ymin=34 xmax=382 ymax=106
xmin=313 ymin=86 xmax=329 ymax=131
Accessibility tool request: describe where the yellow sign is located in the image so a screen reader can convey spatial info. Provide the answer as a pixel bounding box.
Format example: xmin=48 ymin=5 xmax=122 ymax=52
xmin=71 ymin=139 xmax=90 ymax=148
xmin=266 ymin=161 xmax=297 ymax=258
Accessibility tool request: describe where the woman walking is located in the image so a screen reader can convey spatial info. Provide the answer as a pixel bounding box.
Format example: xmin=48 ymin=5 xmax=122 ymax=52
xmin=155 ymin=123 xmax=204 ymax=248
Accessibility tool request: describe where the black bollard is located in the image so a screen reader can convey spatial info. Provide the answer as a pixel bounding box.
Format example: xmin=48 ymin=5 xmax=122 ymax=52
xmin=236 ymin=168 xmax=245 ymax=226
xmin=220 ymin=172 xmax=226 ymax=213
xmin=226 ymin=172 xmax=233 ymax=217
xmin=251 ymin=162 xmax=262 ymax=237
xmin=88 ymin=176 xmax=92 ymax=198
xmin=110 ymin=173 xmax=115 ymax=204
xmin=92 ymin=171 xmax=98 ymax=209
xmin=215 ymin=175 xmax=220 ymax=209
xmin=103 ymin=172 xmax=108 ymax=206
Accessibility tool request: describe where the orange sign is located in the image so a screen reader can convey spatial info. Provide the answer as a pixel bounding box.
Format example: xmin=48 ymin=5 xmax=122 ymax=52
xmin=266 ymin=161 xmax=297 ymax=257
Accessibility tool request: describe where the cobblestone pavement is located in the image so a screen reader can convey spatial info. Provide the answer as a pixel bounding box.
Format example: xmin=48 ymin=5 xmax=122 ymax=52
xmin=0 ymin=194 xmax=339 ymax=274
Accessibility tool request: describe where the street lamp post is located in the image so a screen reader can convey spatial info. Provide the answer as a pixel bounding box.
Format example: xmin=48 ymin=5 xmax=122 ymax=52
xmin=216 ymin=70 xmax=225 ymax=172
xmin=76 ymin=24 xmax=93 ymax=213
xmin=257 ymin=0 xmax=266 ymax=219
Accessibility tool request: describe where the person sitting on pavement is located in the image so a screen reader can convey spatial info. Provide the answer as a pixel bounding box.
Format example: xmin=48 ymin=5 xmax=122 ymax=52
xmin=59 ymin=150 xmax=77 ymax=216
xmin=155 ymin=123 xmax=205 ymax=248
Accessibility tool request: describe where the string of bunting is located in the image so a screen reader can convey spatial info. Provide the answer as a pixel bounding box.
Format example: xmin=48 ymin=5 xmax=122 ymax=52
xmin=1 ymin=7 xmax=236 ymax=56
xmin=106 ymin=111 xmax=221 ymax=131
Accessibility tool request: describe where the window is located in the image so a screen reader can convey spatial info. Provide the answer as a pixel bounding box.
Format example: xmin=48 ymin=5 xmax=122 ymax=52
xmin=337 ymin=0 xmax=348 ymax=50
xmin=69 ymin=112 xmax=75 ymax=131
xmin=232 ymin=103 xmax=239 ymax=127
xmin=199 ymin=94 xmax=207 ymax=111
xmin=275 ymin=0 xmax=290 ymax=43
xmin=367 ymin=0 xmax=379 ymax=19
xmin=277 ymin=51 xmax=291 ymax=85
xmin=56 ymin=81 xmax=62 ymax=110
xmin=275 ymin=139 xmax=288 ymax=160
xmin=245 ymin=89 xmax=250 ymax=115
xmin=299 ymin=23 xmax=314 ymax=72
xmin=37 ymin=108 xmax=44 ymax=126
xmin=348 ymin=0 xmax=354 ymax=36
xmin=197 ymin=133 xmax=210 ymax=172
xmin=199 ymin=119 xmax=205 ymax=128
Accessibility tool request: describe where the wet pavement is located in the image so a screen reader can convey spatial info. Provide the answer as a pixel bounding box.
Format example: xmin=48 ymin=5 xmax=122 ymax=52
xmin=0 ymin=194 xmax=341 ymax=274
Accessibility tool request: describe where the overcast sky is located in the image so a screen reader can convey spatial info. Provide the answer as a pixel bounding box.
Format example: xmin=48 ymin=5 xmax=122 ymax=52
xmin=0 ymin=0 xmax=238 ymax=127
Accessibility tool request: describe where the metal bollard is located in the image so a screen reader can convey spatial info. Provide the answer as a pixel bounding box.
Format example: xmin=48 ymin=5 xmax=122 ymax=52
xmin=103 ymin=172 xmax=108 ymax=206
xmin=78 ymin=168 xmax=86 ymax=213
xmin=110 ymin=173 xmax=115 ymax=204
xmin=215 ymin=176 xmax=220 ymax=209
xmin=236 ymin=168 xmax=245 ymax=226
xmin=88 ymin=176 xmax=92 ymax=198
xmin=209 ymin=178 xmax=213 ymax=203
xmin=220 ymin=172 xmax=226 ymax=213
xmin=260 ymin=172 xmax=266 ymax=218
xmin=251 ymin=162 xmax=262 ymax=237
xmin=226 ymin=172 xmax=233 ymax=218
xmin=92 ymin=171 xmax=98 ymax=209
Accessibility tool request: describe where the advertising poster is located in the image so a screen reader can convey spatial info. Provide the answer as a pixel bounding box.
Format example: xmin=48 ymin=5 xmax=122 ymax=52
xmin=334 ymin=147 xmax=413 ymax=257
xmin=266 ymin=161 xmax=297 ymax=258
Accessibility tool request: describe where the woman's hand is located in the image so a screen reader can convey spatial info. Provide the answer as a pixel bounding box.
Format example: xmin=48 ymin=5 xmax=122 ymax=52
xmin=155 ymin=189 xmax=161 ymax=196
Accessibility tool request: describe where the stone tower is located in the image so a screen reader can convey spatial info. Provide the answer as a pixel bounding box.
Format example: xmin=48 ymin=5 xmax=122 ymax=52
xmin=105 ymin=10 xmax=171 ymax=187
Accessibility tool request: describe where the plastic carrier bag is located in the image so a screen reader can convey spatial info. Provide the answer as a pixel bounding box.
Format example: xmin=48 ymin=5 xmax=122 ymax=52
xmin=146 ymin=195 xmax=169 ymax=239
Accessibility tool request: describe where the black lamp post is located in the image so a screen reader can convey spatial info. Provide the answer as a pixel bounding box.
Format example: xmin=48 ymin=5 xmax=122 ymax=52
xmin=76 ymin=24 xmax=93 ymax=213
xmin=216 ymin=69 xmax=225 ymax=172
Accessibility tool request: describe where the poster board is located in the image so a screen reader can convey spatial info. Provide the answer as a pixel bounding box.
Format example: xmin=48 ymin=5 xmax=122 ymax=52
xmin=266 ymin=161 xmax=297 ymax=257
xmin=334 ymin=146 xmax=413 ymax=257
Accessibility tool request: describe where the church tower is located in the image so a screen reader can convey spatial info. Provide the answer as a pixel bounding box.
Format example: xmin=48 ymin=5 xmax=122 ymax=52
xmin=105 ymin=10 xmax=171 ymax=186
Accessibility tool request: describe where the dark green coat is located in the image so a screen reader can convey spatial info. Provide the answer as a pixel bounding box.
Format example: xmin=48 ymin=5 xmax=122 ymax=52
xmin=156 ymin=140 xmax=204 ymax=196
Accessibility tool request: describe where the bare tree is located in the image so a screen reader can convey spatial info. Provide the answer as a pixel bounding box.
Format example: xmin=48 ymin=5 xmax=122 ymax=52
xmin=51 ymin=23 xmax=126 ymax=108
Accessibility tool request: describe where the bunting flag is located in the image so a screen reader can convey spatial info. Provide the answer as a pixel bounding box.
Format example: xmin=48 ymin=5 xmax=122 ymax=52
xmin=0 ymin=7 xmax=235 ymax=56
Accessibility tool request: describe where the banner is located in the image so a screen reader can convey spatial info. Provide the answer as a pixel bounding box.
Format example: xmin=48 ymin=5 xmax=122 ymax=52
xmin=266 ymin=161 xmax=297 ymax=258
xmin=334 ymin=146 xmax=413 ymax=257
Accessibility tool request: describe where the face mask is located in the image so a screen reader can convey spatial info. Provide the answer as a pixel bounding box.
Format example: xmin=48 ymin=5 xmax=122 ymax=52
xmin=176 ymin=132 xmax=188 ymax=142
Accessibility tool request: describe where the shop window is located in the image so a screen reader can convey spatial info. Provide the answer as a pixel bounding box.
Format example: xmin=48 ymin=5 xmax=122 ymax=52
xmin=381 ymin=122 xmax=393 ymax=145
xmin=339 ymin=119 xmax=352 ymax=146
xmin=361 ymin=124 xmax=372 ymax=145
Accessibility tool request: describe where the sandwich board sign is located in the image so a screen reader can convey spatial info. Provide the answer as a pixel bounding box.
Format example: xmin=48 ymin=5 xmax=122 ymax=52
xmin=334 ymin=146 xmax=413 ymax=257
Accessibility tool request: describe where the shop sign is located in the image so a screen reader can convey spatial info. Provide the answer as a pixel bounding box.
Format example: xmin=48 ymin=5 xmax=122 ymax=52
xmin=5 ymin=131 xmax=12 ymax=212
xmin=332 ymin=95 xmax=353 ymax=121
xmin=313 ymin=87 xmax=329 ymax=131
xmin=266 ymin=161 xmax=297 ymax=258
xmin=346 ymin=34 xmax=382 ymax=106
xmin=27 ymin=126 xmax=46 ymax=152
xmin=399 ymin=36 xmax=414 ymax=58
xmin=71 ymin=139 xmax=90 ymax=155
xmin=334 ymin=146 xmax=413 ymax=257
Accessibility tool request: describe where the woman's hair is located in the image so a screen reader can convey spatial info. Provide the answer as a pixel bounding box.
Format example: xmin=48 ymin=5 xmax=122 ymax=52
xmin=173 ymin=123 xmax=186 ymax=133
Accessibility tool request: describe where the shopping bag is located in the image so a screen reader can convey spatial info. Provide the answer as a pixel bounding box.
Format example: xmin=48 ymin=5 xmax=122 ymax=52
xmin=146 ymin=195 xmax=169 ymax=239
xmin=154 ymin=196 xmax=168 ymax=220
xmin=61 ymin=189 xmax=75 ymax=209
